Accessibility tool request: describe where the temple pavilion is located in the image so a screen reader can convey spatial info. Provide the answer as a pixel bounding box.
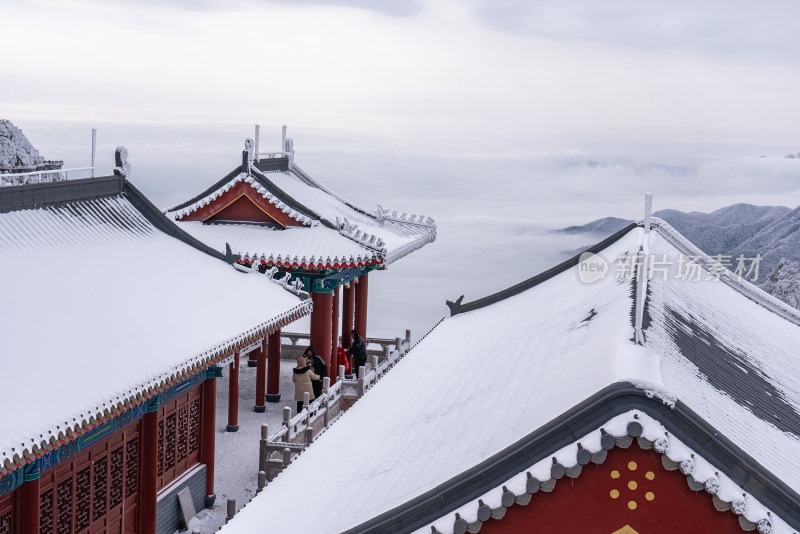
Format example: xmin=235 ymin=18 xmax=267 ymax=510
xmin=166 ymin=126 xmax=437 ymax=397
xmin=219 ymin=200 xmax=800 ymax=534
xmin=0 ymin=147 xmax=312 ymax=534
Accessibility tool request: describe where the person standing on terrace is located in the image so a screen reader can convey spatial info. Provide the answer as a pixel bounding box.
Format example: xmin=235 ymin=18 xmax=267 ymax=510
xmin=292 ymin=355 xmax=319 ymax=414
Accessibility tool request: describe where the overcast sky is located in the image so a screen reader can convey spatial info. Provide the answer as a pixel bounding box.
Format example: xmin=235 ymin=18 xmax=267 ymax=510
xmin=4 ymin=0 xmax=800 ymax=337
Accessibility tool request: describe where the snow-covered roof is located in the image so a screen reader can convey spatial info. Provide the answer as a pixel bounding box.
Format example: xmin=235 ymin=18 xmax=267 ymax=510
xmin=0 ymin=176 xmax=312 ymax=475
xmin=219 ymin=219 xmax=800 ymax=534
xmin=166 ymin=157 xmax=436 ymax=267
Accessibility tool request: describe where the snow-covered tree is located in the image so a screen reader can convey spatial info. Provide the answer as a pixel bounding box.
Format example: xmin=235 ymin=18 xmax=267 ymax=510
xmin=761 ymin=258 xmax=800 ymax=309
xmin=0 ymin=119 xmax=45 ymax=169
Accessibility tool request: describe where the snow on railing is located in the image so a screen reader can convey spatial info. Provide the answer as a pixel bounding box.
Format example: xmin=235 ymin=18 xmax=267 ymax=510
xmin=255 ymin=334 xmax=412 ymax=487
xmin=255 ymin=151 xmax=289 ymax=160
xmin=0 ymin=166 xmax=95 ymax=187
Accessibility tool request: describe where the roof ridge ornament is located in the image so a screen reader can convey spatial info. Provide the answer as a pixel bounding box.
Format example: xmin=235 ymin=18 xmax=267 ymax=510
xmin=282 ymin=125 xmax=295 ymax=162
xmin=634 ymin=192 xmax=653 ymax=345
xmin=114 ymin=146 xmax=131 ymax=179
xmin=446 ymin=295 xmax=464 ymax=316
xmin=376 ymin=204 xmax=390 ymax=224
xmin=244 ymin=139 xmax=255 ymax=176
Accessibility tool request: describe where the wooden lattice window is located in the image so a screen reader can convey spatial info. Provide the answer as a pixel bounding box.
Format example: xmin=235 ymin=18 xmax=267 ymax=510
xmin=110 ymin=446 xmax=124 ymax=511
xmin=157 ymin=385 xmax=203 ymax=488
xmin=56 ymin=478 xmax=73 ymax=534
xmin=39 ymin=488 xmax=54 ymax=534
xmin=177 ymin=406 xmax=189 ymax=462
xmin=0 ymin=508 xmax=12 ymax=534
xmin=125 ymin=437 xmax=138 ymax=499
xmin=165 ymin=413 xmax=177 ymax=470
xmin=189 ymin=398 xmax=201 ymax=454
xmin=75 ymin=466 xmax=91 ymax=532
xmin=92 ymin=457 xmax=108 ymax=521
xmin=157 ymin=420 xmax=164 ymax=477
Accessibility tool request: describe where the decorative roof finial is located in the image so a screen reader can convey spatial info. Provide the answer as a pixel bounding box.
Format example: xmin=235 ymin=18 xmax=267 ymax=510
xmin=634 ymin=192 xmax=653 ymax=345
xmin=114 ymin=146 xmax=130 ymax=179
xmin=245 ymin=138 xmax=254 ymax=164
xmin=644 ymin=192 xmax=653 ymax=234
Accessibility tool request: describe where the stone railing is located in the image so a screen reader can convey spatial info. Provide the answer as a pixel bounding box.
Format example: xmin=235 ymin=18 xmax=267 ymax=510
xmin=255 ymin=336 xmax=411 ymax=484
xmin=0 ymin=164 xmax=96 ymax=187
xmin=275 ymin=330 xmax=411 ymax=362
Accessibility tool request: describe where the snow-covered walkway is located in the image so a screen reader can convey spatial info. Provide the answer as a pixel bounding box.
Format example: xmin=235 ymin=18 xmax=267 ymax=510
xmin=183 ymin=357 xmax=299 ymax=533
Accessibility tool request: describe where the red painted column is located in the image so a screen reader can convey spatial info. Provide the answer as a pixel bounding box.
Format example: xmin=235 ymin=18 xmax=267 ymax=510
xmin=254 ymin=338 xmax=267 ymax=412
xmin=139 ymin=400 xmax=159 ymax=534
xmin=227 ymin=350 xmax=240 ymax=432
xmin=266 ymin=330 xmax=281 ymax=403
xmin=310 ymin=291 xmax=334 ymax=372
xmin=201 ymin=372 xmax=217 ymax=503
xmin=331 ymin=286 xmax=340 ymax=384
xmin=342 ymin=282 xmax=355 ymax=350
xmin=354 ymin=273 xmax=369 ymax=341
xmin=19 ymin=471 xmax=40 ymax=534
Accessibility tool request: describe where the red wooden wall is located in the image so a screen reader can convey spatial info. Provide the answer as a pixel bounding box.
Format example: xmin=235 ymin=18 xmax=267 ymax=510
xmin=38 ymin=420 xmax=140 ymax=534
xmin=478 ymin=444 xmax=743 ymax=534
xmin=0 ymin=383 xmax=204 ymax=534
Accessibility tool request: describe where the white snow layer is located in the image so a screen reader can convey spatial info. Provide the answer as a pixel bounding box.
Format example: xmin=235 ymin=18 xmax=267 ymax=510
xmin=220 ymin=222 xmax=800 ymax=533
xmin=0 ymin=195 xmax=309 ymax=469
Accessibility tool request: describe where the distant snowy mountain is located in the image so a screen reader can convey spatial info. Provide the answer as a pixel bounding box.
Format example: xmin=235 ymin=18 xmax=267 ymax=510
xmin=731 ymin=205 xmax=800 ymax=280
xmin=557 ymin=203 xmax=800 ymax=308
xmin=556 ymin=216 xmax=632 ymax=235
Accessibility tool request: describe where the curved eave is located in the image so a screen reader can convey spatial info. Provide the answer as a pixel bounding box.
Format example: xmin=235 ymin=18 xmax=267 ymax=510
xmin=347 ymin=383 xmax=800 ymax=534
xmin=383 ymin=227 xmax=438 ymax=266
xmin=0 ymin=298 xmax=312 ymax=479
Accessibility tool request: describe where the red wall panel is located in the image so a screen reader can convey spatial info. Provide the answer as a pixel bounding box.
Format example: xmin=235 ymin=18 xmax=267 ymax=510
xmin=178 ymin=182 xmax=303 ymax=227
xmin=478 ymin=444 xmax=743 ymax=534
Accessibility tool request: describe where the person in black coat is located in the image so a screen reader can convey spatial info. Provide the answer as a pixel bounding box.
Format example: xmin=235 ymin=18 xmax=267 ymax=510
xmin=346 ymin=330 xmax=368 ymax=378
xmin=304 ymin=345 xmax=327 ymax=399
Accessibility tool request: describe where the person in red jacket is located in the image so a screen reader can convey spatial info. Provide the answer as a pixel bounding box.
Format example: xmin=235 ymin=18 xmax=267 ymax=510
xmin=336 ymin=346 xmax=352 ymax=378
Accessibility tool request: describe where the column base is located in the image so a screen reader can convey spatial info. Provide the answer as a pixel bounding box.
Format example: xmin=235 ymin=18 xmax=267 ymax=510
xmin=253 ymin=405 xmax=266 ymax=413
xmin=247 ymin=360 xmax=258 ymax=367
xmin=266 ymin=394 xmax=281 ymax=403
xmin=205 ymin=494 xmax=216 ymax=508
xmin=226 ymin=425 xmax=239 ymax=432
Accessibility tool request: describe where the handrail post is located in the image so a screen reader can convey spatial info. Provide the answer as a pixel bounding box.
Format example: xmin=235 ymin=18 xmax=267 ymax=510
xmin=322 ymin=377 xmax=330 ymax=427
xmin=259 ymin=424 xmax=268 ymax=472
xmin=226 ymin=499 xmax=236 ymax=522
xmin=282 ymin=407 xmax=291 ymax=441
